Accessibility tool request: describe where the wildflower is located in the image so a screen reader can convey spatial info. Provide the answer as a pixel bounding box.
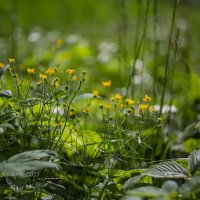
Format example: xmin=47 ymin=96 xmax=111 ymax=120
xmin=139 ymin=104 xmax=148 ymax=111
xmin=66 ymin=69 xmax=75 ymax=75
xmin=115 ymin=93 xmax=122 ymax=100
xmin=143 ymin=94 xmax=151 ymax=102
xmin=39 ymin=74 xmax=47 ymax=81
xmin=83 ymin=107 xmax=90 ymax=113
xmin=53 ymin=78 xmax=60 ymax=88
xmin=8 ymin=58 xmax=15 ymax=64
xmin=118 ymin=102 xmax=124 ymax=108
xmin=45 ymin=67 xmax=56 ymax=75
xmin=0 ymin=62 xmax=4 ymax=69
xmin=125 ymin=99 xmax=135 ymax=105
xmin=27 ymin=68 xmax=35 ymax=75
xmin=102 ymin=80 xmax=111 ymax=87
xmin=92 ymin=90 xmax=99 ymax=98
xmin=72 ymin=76 xmax=77 ymax=81
xmin=105 ymin=104 xmax=112 ymax=109
xmin=110 ymin=97 xmax=115 ymax=102
xmin=149 ymin=106 xmax=155 ymax=113
xmin=37 ymin=80 xmax=43 ymax=86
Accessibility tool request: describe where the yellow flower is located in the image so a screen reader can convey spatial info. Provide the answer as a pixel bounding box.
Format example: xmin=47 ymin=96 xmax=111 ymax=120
xmin=66 ymin=69 xmax=75 ymax=75
xmin=39 ymin=74 xmax=47 ymax=81
xmin=110 ymin=98 xmax=115 ymax=102
xmin=92 ymin=90 xmax=99 ymax=98
xmin=27 ymin=68 xmax=35 ymax=75
xmin=143 ymin=95 xmax=151 ymax=102
xmin=105 ymin=104 xmax=112 ymax=109
xmin=115 ymin=93 xmax=122 ymax=100
xmin=8 ymin=58 xmax=15 ymax=64
xmin=0 ymin=62 xmax=4 ymax=69
xmin=72 ymin=76 xmax=77 ymax=81
xmin=102 ymin=80 xmax=111 ymax=87
xmin=45 ymin=67 xmax=56 ymax=75
xmin=37 ymin=80 xmax=43 ymax=86
xmin=139 ymin=104 xmax=148 ymax=111
xmin=149 ymin=106 xmax=155 ymax=113
xmin=53 ymin=78 xmax=60 ymax=88
xmin=125 ymin=99 xmax=135 ymax=105
xmin=83 ymin=107 xmax=90 ymax=113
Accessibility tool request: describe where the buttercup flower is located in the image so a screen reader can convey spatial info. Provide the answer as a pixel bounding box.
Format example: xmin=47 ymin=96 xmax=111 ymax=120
xmin=149 ymin=106 xmax=155 ymax=113
xmin=53 ymin=78 xmax=60 ymax=88
xmin=139 ymin=104 xmax=148 ymax=111
xmin=66 ymin=69 xmax=75 ymax=75
xmin=125 ymin=99 xmax=135 ymax=105
xmin=27 ymin=68 xmax=35 ymax=75
xmin=105 ymin=104 xmax=112 ymax=109
xmin=102 ymin=80 xmax=111 ymax=87
xmin=72 ymin=76 xmax=77 ymax=81
xmin=45 ymin=67 xmax=56 ymax=75
xmin=115 ymin=93 xmax=122 ymax=100
xmin=39 ymin=74 xmax=47 ymax=81
xmin=83 ymin=107 xmax=90 ymax=113
xmin=143 ymin=95 xmax=151 ymax=102
xmin=0 ymin=62 xmax=4 ymax=69
xmin=92 ymin=90 xmax=99 ymax=98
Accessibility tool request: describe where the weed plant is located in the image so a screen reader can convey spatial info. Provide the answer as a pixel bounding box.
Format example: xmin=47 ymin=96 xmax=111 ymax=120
xmin=0 ymin=0 xmax=200 ymax=199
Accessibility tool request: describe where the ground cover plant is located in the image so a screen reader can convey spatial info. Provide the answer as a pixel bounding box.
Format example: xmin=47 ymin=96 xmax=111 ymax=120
xmin=0 ymin=0 xmax=200 ymax=199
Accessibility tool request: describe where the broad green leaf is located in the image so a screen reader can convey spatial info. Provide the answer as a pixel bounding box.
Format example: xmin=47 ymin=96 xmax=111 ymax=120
xmin=0 ymin=90 xmax=12 ymax=98
xmin=126 ymin=186 xmax=166 ymax=198
xmin=123 ymin=175 xmax=145 ymax=191
xmin=0 ymin=123 xmax=15 ymax=130
xmin=183 ymin=138 xmax=200 ymax=153
xmin=162 ymin=180 xmax=179 ymax=193
xmin=143 ymin=161 xmax=190 ymax=178
xmin=178 ymin=176 xmax=200 ymax=197
xmin=0 ymin=150 xmax=58 ymax=175
xmin=188 ymin=148 xmax=200 ymax=175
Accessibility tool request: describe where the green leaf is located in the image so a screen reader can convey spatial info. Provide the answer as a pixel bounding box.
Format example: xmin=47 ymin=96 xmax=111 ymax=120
xmin=143 ymin=161 xmax=190 ymax=178
xmin=126 ymin=186 xmax=166 ymax=198
xmin=0 ymin=90 xmax=12 ymax=98
xmin=188 ymin=148 xmax=200 ymax=175
xmin=0 ymin=123 xmax=15 ymax=130
xmin=0 ymin=64 xmax=9 ymax=78
xmin=0 ymin=150 xmax=58 ymax=175
xmin=123 ymin=175 xmax=145 ymax=191
xmin=178 ymin=176 xmax=200 ymax=197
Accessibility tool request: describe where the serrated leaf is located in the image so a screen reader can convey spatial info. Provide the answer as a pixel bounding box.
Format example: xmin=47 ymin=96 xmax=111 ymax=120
xmin=143 ymin=161 xmax=189 ymax=178
xmin=188 ymin=148 xmax=200 ymax=175
xmin=0 ymin=90 xmax=12 ymax=98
